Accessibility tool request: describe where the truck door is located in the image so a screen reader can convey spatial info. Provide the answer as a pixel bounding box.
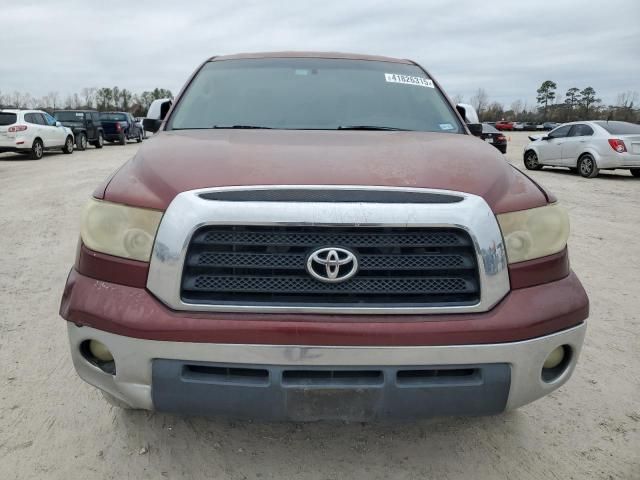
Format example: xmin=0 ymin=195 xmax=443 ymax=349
xmin=91 ymin=112 xmax=101 ymax=139
xmin=127 ymin=113 xmax=136 ymax=138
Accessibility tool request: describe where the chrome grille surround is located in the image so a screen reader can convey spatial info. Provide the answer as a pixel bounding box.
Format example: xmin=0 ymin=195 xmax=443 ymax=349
xmin=147 ymin=185 xmax=510 ymax=314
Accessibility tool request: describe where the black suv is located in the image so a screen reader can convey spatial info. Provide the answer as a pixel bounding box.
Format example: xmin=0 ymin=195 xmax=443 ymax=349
xmin=53 ymin=110 xmax=104 ymax=150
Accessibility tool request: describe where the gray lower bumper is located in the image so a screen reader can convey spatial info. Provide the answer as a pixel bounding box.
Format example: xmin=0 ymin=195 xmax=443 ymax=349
xmin=66 ymin=322 xmax=586 ymax=419
xmin=152 ymin=361 xmax=510 ymax=421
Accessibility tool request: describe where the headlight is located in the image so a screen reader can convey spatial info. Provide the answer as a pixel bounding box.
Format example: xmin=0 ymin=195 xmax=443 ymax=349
xmin=80 ymin=198 xmax=163 ymax=261
xmin=497 ymin=203 xmax=569 ymax=264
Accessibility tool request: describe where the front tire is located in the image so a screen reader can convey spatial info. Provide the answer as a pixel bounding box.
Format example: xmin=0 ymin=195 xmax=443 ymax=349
xmin=76 ymin=132 xmax=87 ymax=151
xmin=578 ymin=154 xmax=599 ymax=178
xmin=524 ymin=150 xmax=542 ymax=170
xmin=29 ymin=138 xmax=44 ymax=160
xmin=630 ymin=168 xmax=640 ymax=178
xmin=62 ymin=135 xmax=74 ymax=154
xmin=92 ymin=131 xmax=104 ymax=149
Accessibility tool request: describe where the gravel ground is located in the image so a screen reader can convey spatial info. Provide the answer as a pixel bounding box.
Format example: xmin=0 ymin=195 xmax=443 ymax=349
xmin=0 ymin=132 xmax=638 ymax=479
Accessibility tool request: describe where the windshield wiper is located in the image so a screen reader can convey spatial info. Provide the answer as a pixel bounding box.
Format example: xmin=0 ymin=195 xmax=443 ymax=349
xmin=212 ymin=125 xmax=272 ymax=129
xmin=337 ymin=125 xmax=412 ymax=131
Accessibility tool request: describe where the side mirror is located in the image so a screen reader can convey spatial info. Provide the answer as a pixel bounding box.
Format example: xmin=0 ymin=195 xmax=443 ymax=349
xmin=455 ymin=103 xmax=482 ymax=136
xmin=55 ymin=121 xmax=62 ymax=127
xmin=145 ymin=98 xmax=172 ymax=133
xmin=456 ymin=103 xmax=480 ymax=124
xmin=467 ymin=123 xmax=483 ymax=137
xmin=143 ymin=118 xmax=162 ymax=133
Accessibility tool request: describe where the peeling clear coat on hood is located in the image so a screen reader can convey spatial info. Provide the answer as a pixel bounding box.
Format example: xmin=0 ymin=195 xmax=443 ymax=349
xmin=99 ymin=129 xmax=550 ymax=214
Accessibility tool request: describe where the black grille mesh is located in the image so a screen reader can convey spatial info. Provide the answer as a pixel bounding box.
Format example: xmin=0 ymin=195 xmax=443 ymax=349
xmin=181 ymin=226 xmax=480 ymax=307
xmin=198 ymin=230 xmax=464 ymax=247
xmin=189 ymin=276 xmax=472 ymax=294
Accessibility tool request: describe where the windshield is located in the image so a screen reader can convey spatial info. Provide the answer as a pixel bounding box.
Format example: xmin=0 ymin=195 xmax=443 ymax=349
xmin=168 ymin=58 xmax=463 ymax=133
xmin=100 ymin=113 xmax=127 ymax=121
xmin=55 ymin=111 xmax=85 ymax=122
xmin=593 ymin=121 xmax=640 ymax=135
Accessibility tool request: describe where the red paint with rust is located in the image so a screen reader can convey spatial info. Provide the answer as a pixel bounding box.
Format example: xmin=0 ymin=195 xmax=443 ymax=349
xmin=61 ymin=269 xmax=587 ymax=346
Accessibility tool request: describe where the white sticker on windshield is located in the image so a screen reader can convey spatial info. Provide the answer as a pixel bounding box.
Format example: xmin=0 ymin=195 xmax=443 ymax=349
xmin=385 ymin=73 xmax=434 ymax=88
xmin=76 ymin=112 xmax=84 ymax=117
xmin=439 ymin=123 xmax=454 ymax=130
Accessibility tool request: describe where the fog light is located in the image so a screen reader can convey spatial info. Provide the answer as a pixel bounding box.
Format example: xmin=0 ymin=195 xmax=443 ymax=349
xmin=89 ymin=340 xmax=113 ymax=362
xmin=541 ymin=345 xmax=572 ymax=383
xmin=543 ymin=346 xmax=565 ymax=369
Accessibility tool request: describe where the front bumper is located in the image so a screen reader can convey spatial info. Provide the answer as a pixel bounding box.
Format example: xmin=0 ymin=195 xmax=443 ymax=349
xmin=67 ymin=321 xmax=586 ymax=420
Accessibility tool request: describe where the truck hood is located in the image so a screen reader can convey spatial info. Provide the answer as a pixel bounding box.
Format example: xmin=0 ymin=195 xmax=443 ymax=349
xmin=101 ymin=129 xmax=549 ymax=214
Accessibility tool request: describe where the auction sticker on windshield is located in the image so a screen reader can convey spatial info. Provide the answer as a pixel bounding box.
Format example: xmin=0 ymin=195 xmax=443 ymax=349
xmin=384 ymin=73 xmax=434 ymax=88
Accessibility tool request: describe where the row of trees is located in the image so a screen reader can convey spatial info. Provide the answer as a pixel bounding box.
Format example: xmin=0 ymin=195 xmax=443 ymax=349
xmin=0 ymin=87 xmax=173 ymax=117
xmin=464 ymin=84 xmax=639 ymax=124
xmin=3 ymin=82 xmax=638 ymax=124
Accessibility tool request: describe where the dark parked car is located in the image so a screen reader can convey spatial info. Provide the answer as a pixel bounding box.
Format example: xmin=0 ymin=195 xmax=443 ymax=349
xmin=53 ymin=110 xmax=104 ymax=150
xmin=481 ymin=123 xmax=507 ymax=153
xmin=523 ymin=122 xmax=538 ymax=131
xmin=543 ymin=122 xmax=560 ymax=131
xmin=99 ymin=112 xmax=143 ymax=145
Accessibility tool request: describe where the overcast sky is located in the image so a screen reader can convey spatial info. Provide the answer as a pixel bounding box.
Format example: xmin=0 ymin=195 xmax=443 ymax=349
xmin=1 ymin=0 xmax=638 ymax=107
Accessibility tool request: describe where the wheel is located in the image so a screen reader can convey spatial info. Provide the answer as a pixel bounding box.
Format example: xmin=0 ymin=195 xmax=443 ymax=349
xmin=101 ymin=392 xmax=134 ymax=410
xmin=62 ymin=135 xmax=74 ymax=154
xmin=76 ymin=132 xmax=87 ymax=151
xmin=578 ymin=154 xmax=599 ymax=178
xmin=136 ymin=130 xmax=143 ymax=143
xmin=630 ymin=168 xmax=640 ymax=177
xmin=119 ymin=133 xmax=126 ymax=145
xmin=29 ymin=138 xmax=44 ymax=159
xmin=92 ymin=131 xmax=104 ymax=149
xmin=524 ymin=150 xmax=542 ymax=170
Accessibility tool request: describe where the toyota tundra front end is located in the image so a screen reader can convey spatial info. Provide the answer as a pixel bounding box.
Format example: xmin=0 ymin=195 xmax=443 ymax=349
xmin=60 ymin=52 xmax=588 ymax=421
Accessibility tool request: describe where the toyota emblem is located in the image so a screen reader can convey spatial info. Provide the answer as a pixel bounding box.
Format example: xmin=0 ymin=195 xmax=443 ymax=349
xmin=306 ymin=247 xmax=359 ymax=283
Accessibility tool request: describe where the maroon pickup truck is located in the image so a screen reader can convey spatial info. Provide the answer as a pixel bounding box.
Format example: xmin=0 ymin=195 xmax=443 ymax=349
xmin=60 ymin=52 xmax=588 ymax=421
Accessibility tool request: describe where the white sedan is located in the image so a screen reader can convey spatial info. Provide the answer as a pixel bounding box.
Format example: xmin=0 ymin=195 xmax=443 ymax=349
xmin=0 ymin=109 xmax=75 ymax=159
xmin=523 ymin=121 xmax=640 ymax=178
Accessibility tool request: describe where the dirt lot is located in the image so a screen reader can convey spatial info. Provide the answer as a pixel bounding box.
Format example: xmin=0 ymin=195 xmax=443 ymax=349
xmin=0 ymin=132 xmax=638 ymax=479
